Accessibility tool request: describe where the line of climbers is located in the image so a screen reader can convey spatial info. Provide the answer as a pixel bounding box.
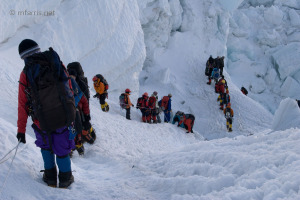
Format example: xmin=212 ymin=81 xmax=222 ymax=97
xmin=120 ymin=91 xmax=172 ymax=123
xmin=119 ymin=91 xmax=196 ymax=134
xmin=205 ymin=55 xmax=234 ymax=132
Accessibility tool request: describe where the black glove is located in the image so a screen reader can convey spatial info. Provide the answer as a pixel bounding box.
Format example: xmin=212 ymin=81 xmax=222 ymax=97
xmin=132 ymin=105 xmax=134 ymax=107
xmin=17 ymin=132 xmax=26 ymax=143
xmin=93 ymin=93 xmax=99 ymax=98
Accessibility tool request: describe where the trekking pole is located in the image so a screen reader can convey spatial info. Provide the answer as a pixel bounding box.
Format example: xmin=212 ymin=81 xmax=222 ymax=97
xmin=0 ymin=141 xmax=21 ymax=196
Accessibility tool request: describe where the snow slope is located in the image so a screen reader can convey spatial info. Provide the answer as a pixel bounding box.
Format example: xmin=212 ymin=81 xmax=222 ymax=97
xmin=0 ymin=0 xmax=300 ymax=200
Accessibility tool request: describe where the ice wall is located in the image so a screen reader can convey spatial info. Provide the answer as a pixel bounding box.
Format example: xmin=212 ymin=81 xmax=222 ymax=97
xmin=0 ymin=0 xmax=145 ymax=123
xmin=228 ymin=0 xmax=300 ymax=112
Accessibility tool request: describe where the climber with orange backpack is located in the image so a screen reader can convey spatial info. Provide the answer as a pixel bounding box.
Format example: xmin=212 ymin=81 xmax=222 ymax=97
xmin=93 ymin=74 xmax=109 ymax=112
xmin=136 ymin=92 xmax=151 ymax=123
xmin=119 ymin=88 xmax=134 ymax=120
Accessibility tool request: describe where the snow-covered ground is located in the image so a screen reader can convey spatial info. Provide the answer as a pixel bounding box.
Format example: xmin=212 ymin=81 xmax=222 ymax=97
xmin=0 ymin=0 xmax=300 ymax=199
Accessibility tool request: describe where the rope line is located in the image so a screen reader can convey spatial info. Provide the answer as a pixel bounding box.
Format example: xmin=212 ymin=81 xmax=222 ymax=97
xmin=0 ymin=141 xmax=21 ymax=197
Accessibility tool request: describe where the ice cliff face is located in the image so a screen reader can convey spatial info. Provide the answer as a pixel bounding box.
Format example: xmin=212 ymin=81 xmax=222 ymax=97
xmin=138 ymin=0 xmax=300 ymax=113
xmin=228 ymin=0 xmax=300 ymax=112
xmin=0 ymin=0 xmax=145 ymax=101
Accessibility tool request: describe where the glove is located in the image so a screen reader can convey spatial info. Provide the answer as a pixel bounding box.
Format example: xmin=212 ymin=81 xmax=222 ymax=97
xmin=93 ymin=93 xmax=99 ymax=98
xmin=17 ymin=132 xmax=26 ymax=143
xmin=132 ymin=105 xmax=134 ymax=107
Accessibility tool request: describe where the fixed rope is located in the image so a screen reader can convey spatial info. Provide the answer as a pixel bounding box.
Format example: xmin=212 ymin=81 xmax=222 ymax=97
xmin=0 ymin=141 xmax=21 ymax=196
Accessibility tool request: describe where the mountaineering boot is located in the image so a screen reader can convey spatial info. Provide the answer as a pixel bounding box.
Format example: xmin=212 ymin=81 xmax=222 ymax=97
xmin=82 ymin=129 xmax=95 ymax=144
xmin=229 ymin=128 xmax=232 ymax=132
xmin=58 ymin=171 xmax=74 ymax=188
xmin=101 ymin=104 xmax=106 ymax=112
xmin=90 ymin=127 xmax=96 ymax=141
xmin=42 ymin=167 xmax=57 ymax=187
xmin=153 ymin=120 xmax=157 ymax=124
xmin=76 ymin=144 xmax=85 ymax=156
xmin=105 ymin=104 xmax=109 ymax=112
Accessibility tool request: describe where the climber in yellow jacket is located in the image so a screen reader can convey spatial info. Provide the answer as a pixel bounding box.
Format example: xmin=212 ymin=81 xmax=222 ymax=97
xmin=93 ymin=74 xmax=109 ymax=112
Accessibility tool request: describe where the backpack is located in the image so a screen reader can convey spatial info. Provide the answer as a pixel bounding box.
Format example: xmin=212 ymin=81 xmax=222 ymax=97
xmin=225 ymin=108 xmax=232 ymax=119
xmin=67 ymin=62 xmax=90 ymax=100
xmin=24 ymin=48 xmax=76 ymax=132
xmin=119 ymin=93 xmax=127 ymax=109
xmin=185 ymin=114 xmax=195 ymax=121
xmin=96 ymin=74 xmax=109 ymax=91
xmin=212 ymin=68 xmax=220 ymax=80
xmin=241 ymin=87 xmax=248 ymax=95
xmin=148 ymin=96 xmax=156 ymax=109
xmin=205 ymin=65 xmax=210 ymax=76
xmin=205 ymin=62 xmax=213 ymax=76
xmin=161 ymin=96 xmax=170 ymax=110
xmin=136 ymin=97 xmax=143 ymax=109
xmin=67 ymin=62 xmax=84 ymax=77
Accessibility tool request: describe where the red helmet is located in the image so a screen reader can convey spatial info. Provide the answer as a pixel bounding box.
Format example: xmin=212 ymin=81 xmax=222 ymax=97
xmin=125 ymin=88 xmax=131 ymax=93
xmin=92 ymin=76 xmax=98 ymax=82
xmin=143 ymin=92 xmax=148 ymax=97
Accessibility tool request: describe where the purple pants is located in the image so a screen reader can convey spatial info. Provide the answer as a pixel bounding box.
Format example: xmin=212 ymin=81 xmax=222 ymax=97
xmin=34 ymin=126 xmax=75 ymax=157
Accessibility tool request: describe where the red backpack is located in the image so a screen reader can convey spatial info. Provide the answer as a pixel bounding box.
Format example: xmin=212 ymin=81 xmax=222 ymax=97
xmin=136 ymin=97 xmax=143 ymax=109
xmin=161 ymin=96 xmax=169 ymax=110
xmin=148 ymin=96 xmax=156 ymax=109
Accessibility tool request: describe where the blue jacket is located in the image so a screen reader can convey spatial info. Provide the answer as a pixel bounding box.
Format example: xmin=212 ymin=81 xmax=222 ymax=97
xmin=167 ymin=98 xmax=172 ymax=111
xmin=71 ymin=78 xmax=83 ymax=107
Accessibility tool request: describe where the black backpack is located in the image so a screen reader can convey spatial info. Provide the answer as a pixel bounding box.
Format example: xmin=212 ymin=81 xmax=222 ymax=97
xmin=136 ymin=97 xmax=143 ymax=109
xmin=96 ymin=74 xmax=109 ymax=91
xmin=67 ymin=62 xmax=90 ymax=100
xmin=24 ymin=48 xmax=76 ymax=132
xmin=241 ymin=87 xmax=248 ymax=95
xmin=67 ymin=62 xmax=84 ymax=77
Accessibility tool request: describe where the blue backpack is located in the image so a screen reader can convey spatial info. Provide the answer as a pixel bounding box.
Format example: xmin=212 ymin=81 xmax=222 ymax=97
xmin=211 ymin=68 xmax=220 ymax=80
